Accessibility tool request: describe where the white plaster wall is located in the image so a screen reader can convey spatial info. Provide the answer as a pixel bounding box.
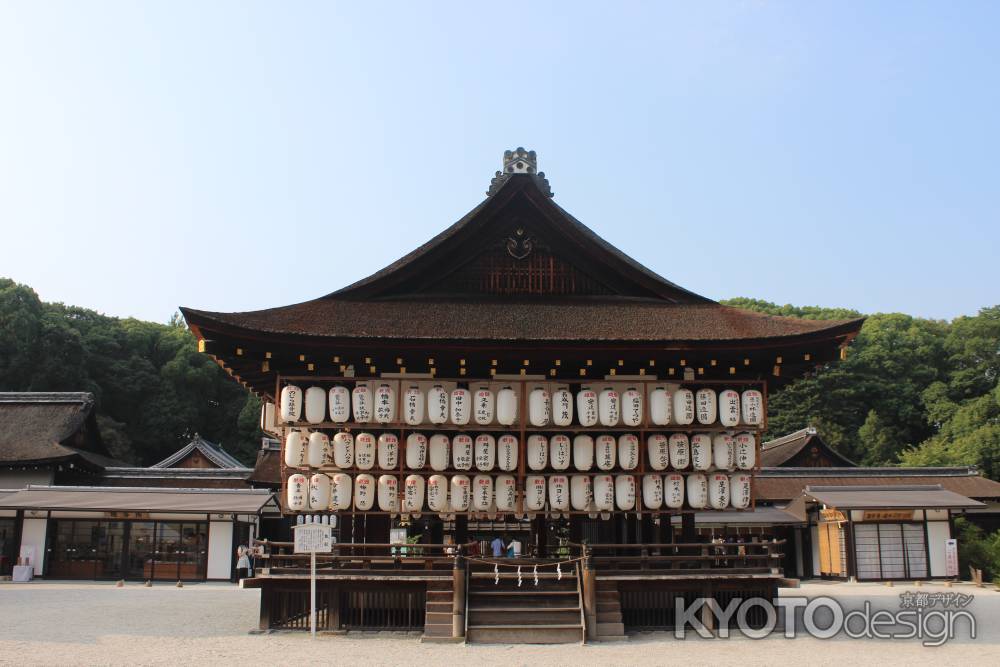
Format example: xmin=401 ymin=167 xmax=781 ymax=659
xmin=20 ymin=518 xmax=48 ymax=575
xmin=0 ymin=469 xmax=54 ymax=488
xmin=927 ymin=521 xmax=951 ymax=577
xmin=207 ymin=522 xmax=234 ymax=580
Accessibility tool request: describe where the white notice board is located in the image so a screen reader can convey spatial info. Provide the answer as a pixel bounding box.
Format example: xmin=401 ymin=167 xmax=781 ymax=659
xmin=294 ymin=524 xmax=334 ymax=553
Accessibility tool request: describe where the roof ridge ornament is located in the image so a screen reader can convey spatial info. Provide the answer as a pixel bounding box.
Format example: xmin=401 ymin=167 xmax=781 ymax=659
xmin=487 ymin=147 xmax=553 ymax=198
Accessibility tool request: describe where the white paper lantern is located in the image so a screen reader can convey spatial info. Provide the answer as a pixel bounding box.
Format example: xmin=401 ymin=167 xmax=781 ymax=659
xmin=691 ymin=434 xmax=713 ymax=471
xmin=696 ymin=388 xmax=717 ymax=425
xmin=712 ymin=433 xmax=735 ymax=471
xmin=287 ymin=473 xmax=308 ymax=511
xmin=497 ymin=434 xmax=518 ymax=472
xmin=686 ymin=474 xmax=708 ymax=509
xmin=309 ymin=473 xmax=331 ymax=510
xmin=741 ymin=390 xmax=764 ymax=426
xmin=403 ymin=386 xmax=424 ymax=425
xmin=668 ymin=434 xmax=690 ymax=470
xmin=377 ymin=475 xmax=399 ymax=512
xmin=352 ymin=385 xmax=372 ymax=423
xmin=304 ymin=387 xmax=327 ymax=424
xmin=406 ymin=433 xmax=427 ymax=469
xmin=598 ymin=387 xmax=620 ymax=426
xmin=330 ymin=472 xmax=352 ymax=510
xmin=528 ymin=388 xmax=551 ymax=427
xmin=648 ymin=387 xmax=671 ymax=426
xmin=647 ymin=434 xmax=669 ymax=471
xmin=307 ymin=431 xmax=330 ymax=468
xmin=552 ymin=388 xmax=573 ymax=426
xmin=403 ymin=474 xmax=425 ymax=513
xmin=473 ymin=387 xmax=494 ymax=425
xmin=593 ymin=475 xmax=615 ymax=511
xmin=525 ymin=475 xmax=546 ymax=511
xmin=280 ymin=385 xmax=302 ymax=423
xmin=450 ymin=475 xmax=471 ymax=511
xmin=548 ymin=475 xmax=569 ymax=511
xmin=621 ymin=387 xmax=643 ymax=426
xmin=572 ymin=435 xmax=594 ymax=471
xmin=429 ymin=434 xmax=451 ymax=471
xmin=284 ymin=430 xmax=307 ymax=468
xmin=550 ymin=435 xmax=571 ymax=471
xmin=495 ymin=475 xmax=516 ymax=512
xmin=718 ymin=389 xmax=740 ymax=427
xmin=735 ymin=432 xmax=756 ymax=470
xmin=573 ymin=389 xmax=597 ymax=428
xmin=730 ymin=473 xmax=752 ymax=509
xmin=377 ymin=433 xmax=399 ymax=470
xmin=642 ymin=475 xmax=663 ymax=510
xmin=596 ymin=435 xmax=616 ymax=471
xmin=427 ymin=385 xmax=449 ymax=425
xmin=497 ymin=386 xmax=518 ymax=426
xmin=473 ymin=434 xmax=495 ymax=471
xmin=374 ymin=384 xmax=395 ymax=424
xmin=333 ymin=432 xmax=354 ymax=468
xmin=427 ymin=474 xmax=449 ymax=512
xmin=571 ymin=475 xmax=592 ymax=511
xmin=708 ymin=473 xmax=730 ymax=509
xmin=355 ymin=433 xmax=376 ymax=470
xmin=472 ymin=474 xmax=493 ymax=511
xmin=452 ymin=434 xmax=473 ymax=470
xmin=527 ymin=434 xmax=548 ymax=471
xmin=617 ymin=434 xmax=640 ymax=471
xmin=327 ymin=385 xmax=351 ymax=424
xmin=354 ymin=474 xmax=375 ymax=510
xmin=664 ymin=473 xmax=684 ymax=509
xmin=615 ymin=475 xmax=636 ymax=510
xmin=260 ymin=401 xmax=276 ymax=434
xmin=672 ymin=388 xmax=694 ymax=425
xmin=450 ymin=388 xmax=471 ymax=425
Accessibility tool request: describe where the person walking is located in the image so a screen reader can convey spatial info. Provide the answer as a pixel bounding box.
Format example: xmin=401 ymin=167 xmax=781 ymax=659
xmin=236 ymin=545 xmax=251 ymax=580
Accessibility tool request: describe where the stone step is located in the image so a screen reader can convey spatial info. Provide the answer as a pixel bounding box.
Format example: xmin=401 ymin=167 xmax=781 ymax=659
xmin=422 ymin=622 xmax=454 ymax=638
xmin=596 ymin=621 xmax=626 ymax=637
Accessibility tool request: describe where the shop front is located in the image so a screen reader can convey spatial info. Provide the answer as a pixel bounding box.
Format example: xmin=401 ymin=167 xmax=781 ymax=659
xmin=806 ymin=484 xmax=983 ymax=581
xmin=0 ymin=486 xmax=278 ymax=581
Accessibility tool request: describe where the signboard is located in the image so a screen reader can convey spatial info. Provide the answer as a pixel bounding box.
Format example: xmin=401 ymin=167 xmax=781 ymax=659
xmin=945 ymin=538 xmax=959 ymax=577
xmin=294 ymin=524 xmax=333 ymax=553
xmin=820 ymin=509 xmax=846 ymax=523
xmin=861 ymin=510 xmax=915 ymax=522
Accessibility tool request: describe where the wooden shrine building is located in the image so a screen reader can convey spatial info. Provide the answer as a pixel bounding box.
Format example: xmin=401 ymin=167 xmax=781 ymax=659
xmin=181 ymin=149 xmax=864 ymax=641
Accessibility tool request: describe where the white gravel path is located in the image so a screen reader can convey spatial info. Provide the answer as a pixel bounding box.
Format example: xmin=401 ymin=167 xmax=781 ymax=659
xmin=0 ymin=580 xmax=996 ymax=666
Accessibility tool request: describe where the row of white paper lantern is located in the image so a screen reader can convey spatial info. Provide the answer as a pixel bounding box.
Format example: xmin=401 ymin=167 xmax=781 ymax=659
xmin=287 ymin=471 xmax=752 ymax=513
xmin=284 ymin=431 xmax=756 ymax=472
xmin=278 ymin=384 xmax=764 ymax=428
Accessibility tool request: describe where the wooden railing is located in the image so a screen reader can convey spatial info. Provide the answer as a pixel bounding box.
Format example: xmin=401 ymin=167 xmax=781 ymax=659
xmin=251 ymin=539 xmax=468 ymax=576
xmin=571 ymin=540 xmax=785 ymax=576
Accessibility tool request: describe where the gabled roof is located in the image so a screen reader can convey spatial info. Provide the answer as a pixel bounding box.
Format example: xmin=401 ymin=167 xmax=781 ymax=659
xmin=182 ymin=173 xmax=863 ymax=347
xmin=246 ymin=437 xmax=281 ymax=488
xmin=762 ymin=427 xmax=856 ymax=467
xmin=0 ymin=392 xmax=122 ymax=468
xmin=150 ymin=435 xmax=246 ymax=469
xmin=804 ymin=485 xmax=984 ymax=510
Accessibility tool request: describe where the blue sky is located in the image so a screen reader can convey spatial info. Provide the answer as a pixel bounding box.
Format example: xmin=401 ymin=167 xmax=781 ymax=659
xmin=1 ymin=2 xmax=997 ymax=322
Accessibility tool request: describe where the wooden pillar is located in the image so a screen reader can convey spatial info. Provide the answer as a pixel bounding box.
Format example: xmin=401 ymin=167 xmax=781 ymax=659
xmin=258 ymin=585 xmax=272 ymax=631
xmin=700 ymin=583 xmax=715 ymax=636
xmin=582 ymin=547 xmax=597 ymax=641
xmin=534 ymin=514 xmax=547 ymax=558
xmin=452 ymin=550 xmax=467 ymax=639
xmin=681 ymin=512 xmax=696 ymax=542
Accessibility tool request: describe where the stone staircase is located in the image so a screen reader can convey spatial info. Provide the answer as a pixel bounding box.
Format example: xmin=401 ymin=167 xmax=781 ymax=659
xmin=465 ymin=565 xmax=585 ymax=644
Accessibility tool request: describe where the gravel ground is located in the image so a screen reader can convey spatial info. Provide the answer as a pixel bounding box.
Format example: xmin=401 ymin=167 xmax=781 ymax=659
xmin=0 ymin=580 xmax=997 ymax=666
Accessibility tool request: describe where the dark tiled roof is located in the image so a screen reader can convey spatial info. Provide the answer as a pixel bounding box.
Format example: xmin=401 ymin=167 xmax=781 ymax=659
xmin=183 ymin=299 xmax=862 ymax=344
xmin=756 ymin=467 xmax=1000 ymax=501
xmin=761 ymin=427 xmax=856 ymax=467
xmin=246 ymin=438 xmax=280 ymax=488
xmin=0 ymin=393 xmax=122 ymax=467
xmin=150 ymin=435 xmax=247 ymax=469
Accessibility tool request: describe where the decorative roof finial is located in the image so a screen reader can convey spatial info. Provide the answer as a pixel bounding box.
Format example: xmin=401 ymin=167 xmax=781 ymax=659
xmin=487 ymin=147 xmax=553 ymax=197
